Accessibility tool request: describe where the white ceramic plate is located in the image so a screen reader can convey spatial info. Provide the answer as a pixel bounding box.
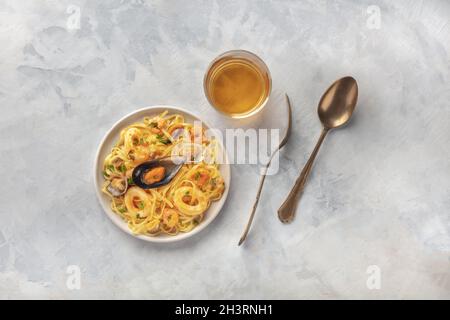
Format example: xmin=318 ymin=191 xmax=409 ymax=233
xmin=94 ymin=106 xmax=230 ymax=243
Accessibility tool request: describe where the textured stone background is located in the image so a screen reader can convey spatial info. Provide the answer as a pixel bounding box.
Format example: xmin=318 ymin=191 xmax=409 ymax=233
xmin=0 ymin=0 xmax=449 ymax=299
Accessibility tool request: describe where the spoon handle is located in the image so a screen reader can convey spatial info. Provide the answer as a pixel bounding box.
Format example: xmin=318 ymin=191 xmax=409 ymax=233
xmin=238 ymin=151 xmax=277 ymax=246
xmin=278 ymin=127 xmax=329 ymax=223
xmin=238 ymin=94 xmax=293 ymax=246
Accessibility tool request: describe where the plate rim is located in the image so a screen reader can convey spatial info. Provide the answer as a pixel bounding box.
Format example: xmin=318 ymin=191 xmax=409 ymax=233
xmin=93 ymin=105 xmax=231 ymax=243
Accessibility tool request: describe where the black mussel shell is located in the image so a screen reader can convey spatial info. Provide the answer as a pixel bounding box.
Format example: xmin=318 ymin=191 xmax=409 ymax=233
xmin=132 ymin=156 xmax=185 ymax=189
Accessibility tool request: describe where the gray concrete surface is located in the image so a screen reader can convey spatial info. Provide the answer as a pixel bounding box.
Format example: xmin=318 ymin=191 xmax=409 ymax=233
xmin=0 ymin=0 xmax=449 ymax=299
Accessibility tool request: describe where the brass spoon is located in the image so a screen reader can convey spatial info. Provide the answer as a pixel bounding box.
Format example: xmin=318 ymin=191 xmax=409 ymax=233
xmin=238 ymin=93 xmax=292 ymax=246
xmin=278 ymin=76 xmax=358 ymax=223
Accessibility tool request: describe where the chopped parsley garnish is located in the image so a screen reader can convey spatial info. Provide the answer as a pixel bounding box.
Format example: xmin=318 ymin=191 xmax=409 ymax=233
xmin=184 ymin=190 xmax=190 ymax=195
xmin=119 ymin=164 xmax=127 ymax=173
xmin=149 ymin=122 xmax=158 ymax=128
xmin=194 ymin=172 xmax=200 ymax=180
xmin=128 ymin=177 xmax=134 ymax=185
xmin=137 ymin=202 xmax=145 ymax=210
xmin=156 ymin=134 xmax=171 ymax=145
xmin=107 ymin=164 xmax=115 ymax=172
xmin=118 ymin=207 xmax=127 ymax=213
xmin=102 ymin=171 xmax=110 ymax=178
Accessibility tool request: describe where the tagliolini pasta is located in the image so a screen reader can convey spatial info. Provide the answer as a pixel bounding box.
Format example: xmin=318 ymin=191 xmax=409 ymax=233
xmin=101 ymin=111 xmax=225 ymax=236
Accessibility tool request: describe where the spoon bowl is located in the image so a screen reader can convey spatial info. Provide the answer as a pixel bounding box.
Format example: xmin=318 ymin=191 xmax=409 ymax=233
xmin=318 ymin=76 xmax=358 ymax=129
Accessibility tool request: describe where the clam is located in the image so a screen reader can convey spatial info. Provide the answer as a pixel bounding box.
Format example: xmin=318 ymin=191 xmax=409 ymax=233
xmin=107 ymin=176 xmax=128 ymax=197
xmin=171 ymin=127 xmax=186 ymax=140
xmin=132 ymin=156 xmax=185 ymax=189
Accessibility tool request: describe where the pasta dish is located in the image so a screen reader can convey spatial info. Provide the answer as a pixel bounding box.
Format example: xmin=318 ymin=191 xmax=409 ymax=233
xmin=101 ymin=111 xmax=225 ymax=236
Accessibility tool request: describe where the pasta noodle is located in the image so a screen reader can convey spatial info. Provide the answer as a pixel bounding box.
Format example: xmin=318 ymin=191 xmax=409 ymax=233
xmin=102 ymin=111 xmax=225 ymax=236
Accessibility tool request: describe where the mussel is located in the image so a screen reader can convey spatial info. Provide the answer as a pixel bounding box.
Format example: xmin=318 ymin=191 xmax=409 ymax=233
xmin=131 ymin=156 xmax=185 ymax=189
